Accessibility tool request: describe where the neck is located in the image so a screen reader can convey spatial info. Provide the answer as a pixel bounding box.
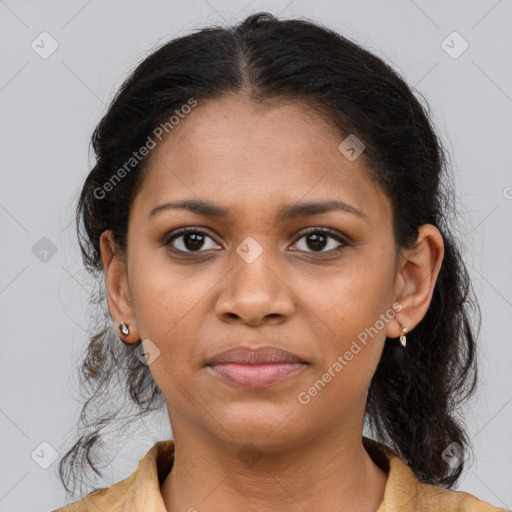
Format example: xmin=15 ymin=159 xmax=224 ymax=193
xmin=161 ymin=401 xmax=387 ymax=512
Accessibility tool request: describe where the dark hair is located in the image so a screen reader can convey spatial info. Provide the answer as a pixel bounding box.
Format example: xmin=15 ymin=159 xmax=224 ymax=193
xmin=58 ymin=11 xmax=479 ymax=497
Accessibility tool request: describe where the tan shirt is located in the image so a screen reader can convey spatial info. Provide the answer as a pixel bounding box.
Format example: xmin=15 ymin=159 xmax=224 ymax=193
xmin=53 ymin=437 xmax=507 ymax=511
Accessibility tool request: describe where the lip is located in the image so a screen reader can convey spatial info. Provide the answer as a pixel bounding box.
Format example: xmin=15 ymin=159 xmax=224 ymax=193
xmin=206 ymin=346 xmax=307 ymax=389
xmin=207 ymin=362 xmax=306 ymax=389
xmin=207 ymin=346 xmax=305 ymax=365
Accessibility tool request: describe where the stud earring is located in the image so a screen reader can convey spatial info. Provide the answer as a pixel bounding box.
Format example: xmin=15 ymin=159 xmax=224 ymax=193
xmin=399 ymin=326 xmax=408 ymax=348
xmin=118 ymin=322 xmax=130 ymax=336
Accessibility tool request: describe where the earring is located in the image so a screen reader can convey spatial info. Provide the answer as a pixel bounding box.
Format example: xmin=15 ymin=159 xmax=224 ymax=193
xmin=118 ymin=321 xmax=130 ymax=336
xmin=399 ymin=326 xmax=408 ymax=348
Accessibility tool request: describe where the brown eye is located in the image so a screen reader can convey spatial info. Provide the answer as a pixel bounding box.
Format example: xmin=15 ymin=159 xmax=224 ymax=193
xmin=165 ymin=228 xmax=221 ymax=253
xmin=292 ymin=228 xmax=349 ymax=254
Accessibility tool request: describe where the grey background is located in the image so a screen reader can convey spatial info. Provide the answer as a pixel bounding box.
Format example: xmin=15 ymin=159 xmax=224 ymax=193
xmin=1 ymin=0 xmax=511 ymax=510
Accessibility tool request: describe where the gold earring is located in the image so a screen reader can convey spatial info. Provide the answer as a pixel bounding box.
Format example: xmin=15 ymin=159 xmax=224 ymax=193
xmin=399 ymin=326 xmax=408 ymax=348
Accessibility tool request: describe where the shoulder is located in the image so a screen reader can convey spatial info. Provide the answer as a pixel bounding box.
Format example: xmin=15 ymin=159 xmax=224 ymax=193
xmin=52 ymin=440 xmax=175 ymax=511
xmin=51 ymin=477 xmax=135 ymax=512
xmin=362 ymin=437 xmax=508 ymax=512
xmin=414 ymin=480 xmax=508 ymax=512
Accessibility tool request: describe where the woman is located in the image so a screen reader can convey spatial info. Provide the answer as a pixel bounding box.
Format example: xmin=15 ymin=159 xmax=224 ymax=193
xmin=54 ymin=12 xmax=506 ymax=512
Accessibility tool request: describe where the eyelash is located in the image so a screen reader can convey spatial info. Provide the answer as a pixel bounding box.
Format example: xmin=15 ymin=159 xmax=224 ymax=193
xmin=163 ymin=227 xmax=350 ymax=256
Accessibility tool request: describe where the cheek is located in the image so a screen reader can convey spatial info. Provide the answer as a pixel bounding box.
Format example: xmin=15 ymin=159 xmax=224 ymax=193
xmin=128 ymin=258 xmax=196 ymax=367
xmin=303 ymin=249 xmax=395 ymax=389
xmin=312 ymin=253 xmax=395 ymax=338
xmin=130 ymin=249 xmax=213 ymax=335
xmin=296 ymin=282 xmax=390 ymax=422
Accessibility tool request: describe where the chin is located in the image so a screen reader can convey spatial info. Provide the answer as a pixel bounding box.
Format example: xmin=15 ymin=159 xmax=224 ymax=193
xmin=209 ymin=414 xmax=310 ymax=448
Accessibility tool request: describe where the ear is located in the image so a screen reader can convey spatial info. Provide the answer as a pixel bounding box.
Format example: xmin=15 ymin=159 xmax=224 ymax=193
xmin=386 ymin=224 xmax=444 ymax=339
xmin=99 ymin=230 xmax=140 ymax=344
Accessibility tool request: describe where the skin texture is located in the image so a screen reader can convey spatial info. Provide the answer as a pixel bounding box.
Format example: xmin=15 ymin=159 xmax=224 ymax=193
xmin=99 ymin=94 xmax=444 ymax=512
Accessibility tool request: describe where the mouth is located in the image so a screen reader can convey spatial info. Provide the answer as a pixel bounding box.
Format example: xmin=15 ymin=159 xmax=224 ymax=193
xmin=205 ymin=345 xmax=307 ymax=389
xmin=206 ymin=362 xmax=306 ymax=389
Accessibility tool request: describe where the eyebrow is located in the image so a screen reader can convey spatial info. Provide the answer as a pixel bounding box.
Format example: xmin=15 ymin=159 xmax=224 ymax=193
xmin=148 ymin=198 xmax=368 ymax=222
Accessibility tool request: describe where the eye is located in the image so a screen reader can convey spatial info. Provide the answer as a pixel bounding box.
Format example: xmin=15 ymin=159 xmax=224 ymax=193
xmin=164 ymin=228 xmax=221 ymax=253
xmin=163 ymin=226 xmax=349 ymax=256
xmin=291 ymin=227 xmax=349 ymax=254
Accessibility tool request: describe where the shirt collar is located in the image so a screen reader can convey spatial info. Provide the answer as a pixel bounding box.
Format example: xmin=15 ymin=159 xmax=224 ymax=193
xmin=79 ymin=436 xmax=424 ymax=511
xmin=362 ymin=436 xmax=421 ymax=511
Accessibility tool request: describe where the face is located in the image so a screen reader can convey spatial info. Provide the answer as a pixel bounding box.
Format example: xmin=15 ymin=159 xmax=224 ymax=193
xmin=108 ymin=94 xmax=403 ymax=451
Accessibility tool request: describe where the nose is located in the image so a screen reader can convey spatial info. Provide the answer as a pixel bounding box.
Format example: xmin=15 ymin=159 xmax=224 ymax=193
xmin=214 ymin=248 xmax=295 ymax=327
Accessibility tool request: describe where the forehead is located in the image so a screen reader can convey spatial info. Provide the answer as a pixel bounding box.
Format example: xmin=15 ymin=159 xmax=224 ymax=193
xmin=131 ymin=94 xmax=390 ymax=224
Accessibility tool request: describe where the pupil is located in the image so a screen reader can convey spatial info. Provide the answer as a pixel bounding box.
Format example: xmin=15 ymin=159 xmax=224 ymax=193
xmin=307 ymin=233 xmax=327 ymax=251
xmin=185 ymin=233 xmax=204 ymax=251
